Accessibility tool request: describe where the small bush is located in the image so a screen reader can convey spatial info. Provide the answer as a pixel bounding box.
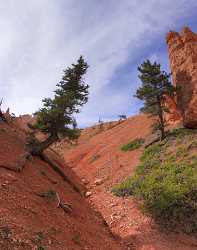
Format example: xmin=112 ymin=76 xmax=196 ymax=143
xmin=89 ymin=154 xmax=100 ymax=163
xmin=170 ymin=127 xmax=196 ymax=138
xmin=121 ymin=138 xmax=144 ymax=152
xmin=113 ymin=130 xmax=197 ymax=233
xmin=72 ymin=234 xmax=81 ymax=245
xmin=32 ymin=231 xmax=45 ymax=250
xmin=0 ymin=225 xmax=11 ymax=239
xmin=40 ymin=189 xmax=57 ymax=201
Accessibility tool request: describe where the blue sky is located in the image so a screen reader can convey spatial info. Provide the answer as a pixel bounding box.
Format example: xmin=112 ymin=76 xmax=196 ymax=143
xmin=0 ymin=1 xmax=197 ymax=127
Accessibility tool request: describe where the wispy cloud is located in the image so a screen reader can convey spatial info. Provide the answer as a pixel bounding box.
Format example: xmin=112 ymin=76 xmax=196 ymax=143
xmin=0 ymin=0 xmax=197 ymax=126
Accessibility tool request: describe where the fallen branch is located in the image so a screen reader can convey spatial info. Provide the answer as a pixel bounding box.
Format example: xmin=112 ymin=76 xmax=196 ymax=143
xmin=35 ymin=190 xmax=72 ymax=213
xmin=56 ymin=191 xmax=61 ymax=207
xmin=59 ymin=202 xmax=72 ymax=213
xmin=56 ymin=192 xmax=72 ymax=213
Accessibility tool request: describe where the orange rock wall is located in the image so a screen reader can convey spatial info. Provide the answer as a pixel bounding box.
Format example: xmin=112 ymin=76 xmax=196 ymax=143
xmin=166 ymin=27 xmax=197 ymax=128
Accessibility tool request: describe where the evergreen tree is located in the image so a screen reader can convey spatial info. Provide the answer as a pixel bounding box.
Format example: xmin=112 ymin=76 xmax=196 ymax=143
xmin=29 ymin=56 xmax=89 ymax=155
xmin=135 ymin=60 xmax=176 ymax=139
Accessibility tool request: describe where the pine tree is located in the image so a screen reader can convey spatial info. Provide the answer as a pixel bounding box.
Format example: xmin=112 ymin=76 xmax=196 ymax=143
xmin=28 ymin=56 xmax=89 ymax=155
xmin=135 ymin=60 xmax=176 ymax=140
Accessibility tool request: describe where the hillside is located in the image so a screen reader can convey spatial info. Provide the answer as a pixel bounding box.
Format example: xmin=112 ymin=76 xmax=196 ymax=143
xmin=61 ymin=114 xmax=197 ymax=250
xmin=1 ymin=26 xmax=197 ymax=250
xmin=0 ymin=120 xmax=125 ymax=250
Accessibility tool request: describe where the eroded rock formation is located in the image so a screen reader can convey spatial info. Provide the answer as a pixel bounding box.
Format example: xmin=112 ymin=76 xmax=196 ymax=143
xmin=166 ymin=27 xmax=197 ymax=128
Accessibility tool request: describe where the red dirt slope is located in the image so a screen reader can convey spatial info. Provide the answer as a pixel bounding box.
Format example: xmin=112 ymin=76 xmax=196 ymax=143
xmin=0 ymin=121 xmax=124 ymax=250
xmin=62 ymin=114 xmax=197 ymax=250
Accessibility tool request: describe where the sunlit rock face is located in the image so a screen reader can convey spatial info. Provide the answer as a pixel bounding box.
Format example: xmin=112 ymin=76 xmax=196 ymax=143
xmin=166 ymin=27 xmax=197 ymax=128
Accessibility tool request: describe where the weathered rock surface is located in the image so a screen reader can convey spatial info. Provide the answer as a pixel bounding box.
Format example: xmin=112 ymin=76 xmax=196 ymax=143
xmin=166 ymin=27 xmax=197 ymax=128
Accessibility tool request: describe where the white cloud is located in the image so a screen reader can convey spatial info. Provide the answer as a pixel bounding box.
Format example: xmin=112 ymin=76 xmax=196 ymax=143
xmin=0 ymin=0 xmax=197 ymax=125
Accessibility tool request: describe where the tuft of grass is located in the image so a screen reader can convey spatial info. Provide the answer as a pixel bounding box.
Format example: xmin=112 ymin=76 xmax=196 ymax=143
xmin=113 ymin=129 xmax=197 ymax=233
xmin=37 ymin=247 xmax=45 ymax=250
xmin=0 ymin=225 xmax=11 ymax=239
xmin=40 ymin=189 xmax=57 ymax=202
xmin=72 ymin=234 xmax=81 ymax=245
xmin=89 ymin=154 xmax=100 ymax=163
xmin=121 ymin=138 xmax=145 ymax=152
xmin=170 ymin=127 xmax=197 ymax=138
xmin=32 ymin=231 xmax=45 ymax=250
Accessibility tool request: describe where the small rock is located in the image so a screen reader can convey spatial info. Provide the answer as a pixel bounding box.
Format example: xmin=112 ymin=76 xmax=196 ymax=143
xmin=110 ymin=203 xmax=117 ymax=207
xmin=94 ymin=179 xmax=103 ymax=186
xmin=85 ymin=191 xmax=92 ymax=197
xmin=82 ymin=178 xmax=89 ymax=185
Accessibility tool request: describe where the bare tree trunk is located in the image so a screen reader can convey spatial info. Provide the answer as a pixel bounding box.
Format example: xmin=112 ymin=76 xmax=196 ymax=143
xmin=28 ymin=133 xmax=58 ymax=156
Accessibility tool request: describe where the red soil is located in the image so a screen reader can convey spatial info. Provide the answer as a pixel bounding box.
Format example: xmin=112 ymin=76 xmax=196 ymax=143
xmin=0 ymin=121 xmax=124 ymax=249
xmin=62 ymin=114 xmax=197 ymax=250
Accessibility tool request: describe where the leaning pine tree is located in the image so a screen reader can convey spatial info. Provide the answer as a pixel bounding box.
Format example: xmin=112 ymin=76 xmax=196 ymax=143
xmin=135 ymin=60 xmax=176 ymax=140
xmin=28 ymin=56 xmax=89 ymax=155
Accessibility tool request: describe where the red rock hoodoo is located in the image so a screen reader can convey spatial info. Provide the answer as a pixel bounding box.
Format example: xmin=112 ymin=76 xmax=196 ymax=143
xmin=166 ymin=27 xmax=197 ymax=128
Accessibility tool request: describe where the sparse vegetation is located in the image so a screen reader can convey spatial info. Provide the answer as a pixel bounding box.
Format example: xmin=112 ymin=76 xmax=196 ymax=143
xmin=27 ymin=56 xmax=89 ymax=156
xmin=90 ymin=154 xmax=100 ymax=163
xmin=32 ymin=231 xmax=45 ymax=250
xmin=39 ymin=189 xmax=57 ymax=202
xmin=0 ymin=225 xmax=11 ymax=239
xmin=113 ymin=128 xmax=197 ymax=233
xmin=121 ymin=138 xmax=144 ymax=152
xmin=72 ymin=234 xmax=81 ymax=245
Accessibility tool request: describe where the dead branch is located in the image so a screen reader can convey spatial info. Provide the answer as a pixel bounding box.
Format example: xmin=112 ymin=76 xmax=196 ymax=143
xmin=56 ymin=192 xmax=72 ymax=213
xmin=56 ymin=191 xmax=61 ymax=207
xmin=59 ymin=202 xmax=72 ymax=213
xmin=35 ymin=190 xmax=72 ymax=213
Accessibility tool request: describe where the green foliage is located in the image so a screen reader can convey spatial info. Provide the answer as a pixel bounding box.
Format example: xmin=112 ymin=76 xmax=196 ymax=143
xmin=121 ymin=138 xmax=144 ymax=152
xmin=113 ymin=129 xmax=197 ymax=233
xmin=30 ymin=56 xmax=89 ymax=154
xmin=135 ymin=60 xmax=177 ymax=139
xmin=170 ymin=127 xmax=196 ymax=137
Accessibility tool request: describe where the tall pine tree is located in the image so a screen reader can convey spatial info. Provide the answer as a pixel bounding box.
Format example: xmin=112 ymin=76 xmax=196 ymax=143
xmin=135 ymin=60 xmax=176 ymax=139
xmin=28 ymin=56 xmax=89 ymax=155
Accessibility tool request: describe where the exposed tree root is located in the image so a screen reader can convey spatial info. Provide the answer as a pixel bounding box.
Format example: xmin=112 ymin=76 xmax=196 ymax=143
xmin=0 ymin=165 xmax=20 ymax=172
xmin=40 ymin=153 xmax=83 ymax=196
xmin=144 ymin=137 xmax=161 ymax=148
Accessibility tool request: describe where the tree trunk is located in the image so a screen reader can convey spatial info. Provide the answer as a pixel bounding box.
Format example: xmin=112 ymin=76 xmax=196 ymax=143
xmin=28 ymin=133 xmax=58 ymax=156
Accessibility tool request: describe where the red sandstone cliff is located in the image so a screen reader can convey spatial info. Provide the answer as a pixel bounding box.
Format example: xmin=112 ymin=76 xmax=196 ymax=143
xmin=166 ymin=27 xmax=197 ymax=128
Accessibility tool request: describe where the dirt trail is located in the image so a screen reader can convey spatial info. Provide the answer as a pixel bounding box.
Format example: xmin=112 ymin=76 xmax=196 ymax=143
xmin=62 ymin=114 xmax=197 ymax=250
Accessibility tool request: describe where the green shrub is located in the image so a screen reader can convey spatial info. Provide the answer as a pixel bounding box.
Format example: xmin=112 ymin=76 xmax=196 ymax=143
xmin=113 ymin=130 xmax=197 ymax=233
xmin=121 ymin=138 xmax=144 ymax=152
